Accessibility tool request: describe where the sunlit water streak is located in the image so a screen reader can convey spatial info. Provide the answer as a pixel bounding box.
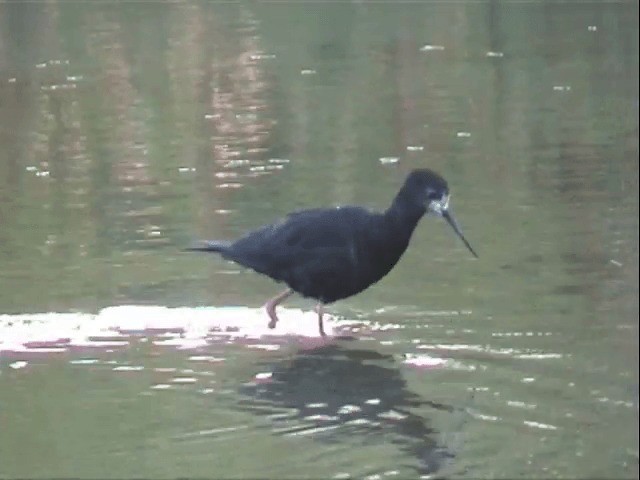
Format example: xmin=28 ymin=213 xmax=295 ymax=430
xmin=1 ymin=305 xmax=563 ymax=372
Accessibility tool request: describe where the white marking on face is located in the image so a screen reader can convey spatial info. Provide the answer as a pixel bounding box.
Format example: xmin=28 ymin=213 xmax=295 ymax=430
xmin=430 ymin=194 xmax=450 ymax=215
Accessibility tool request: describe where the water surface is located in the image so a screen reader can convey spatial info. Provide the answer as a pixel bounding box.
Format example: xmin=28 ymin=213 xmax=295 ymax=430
xmin=0 ymin=2 xmax=638 ymax=478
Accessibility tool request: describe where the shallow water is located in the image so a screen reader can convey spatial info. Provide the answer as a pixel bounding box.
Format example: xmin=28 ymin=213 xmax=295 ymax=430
xmin=0 ymin=2 xmax=638 ymax=478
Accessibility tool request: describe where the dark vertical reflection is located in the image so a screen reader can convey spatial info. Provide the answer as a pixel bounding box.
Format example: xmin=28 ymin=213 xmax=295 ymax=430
xmin=0 ymin=3 xmax=46 ymax=309
xmin=0 ymin=81 xmax=32 ymax=258
xmin=47 ymin=93 xmax=72 ymax=274
xmin=0 ymin=2 xmax=45 ymax=71
xmin=0 ymin=2 xmax=44 ymax=251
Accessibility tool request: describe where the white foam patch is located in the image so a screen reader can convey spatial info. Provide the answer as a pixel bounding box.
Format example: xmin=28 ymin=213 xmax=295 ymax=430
xmin=402 ymin=354 xmax=449 ymax=369
xmin=0 ymin=305 xmax=352 ymax=355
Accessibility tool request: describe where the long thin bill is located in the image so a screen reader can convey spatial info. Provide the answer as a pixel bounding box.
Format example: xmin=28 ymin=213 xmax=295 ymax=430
xmin=442 ymin=210 xmax=478 ymax=258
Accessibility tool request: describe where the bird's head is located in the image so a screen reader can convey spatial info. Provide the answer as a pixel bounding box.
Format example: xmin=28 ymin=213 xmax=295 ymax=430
xmin=404 ymin=169 xmax=478 ymax=258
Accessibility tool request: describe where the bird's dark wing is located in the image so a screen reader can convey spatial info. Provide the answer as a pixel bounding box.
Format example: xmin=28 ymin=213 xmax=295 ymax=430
xmin=222 ymin=206 xmax=380 ymax=299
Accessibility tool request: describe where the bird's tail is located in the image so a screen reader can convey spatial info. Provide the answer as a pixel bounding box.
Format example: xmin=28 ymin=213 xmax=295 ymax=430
xmin=183 ymin=240 xmax=231 ymax=253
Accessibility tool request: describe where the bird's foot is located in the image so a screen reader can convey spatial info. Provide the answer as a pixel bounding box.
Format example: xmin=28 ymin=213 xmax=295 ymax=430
xmin=265 ymin=304 xmax=278 ymax=329
xmin=264 ymin=288 xmax=293 ymax=331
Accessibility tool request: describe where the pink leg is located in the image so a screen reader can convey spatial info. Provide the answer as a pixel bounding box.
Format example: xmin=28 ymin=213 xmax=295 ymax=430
xmin=315 ymin=303 xmax=326 ymax=337
xmin=264 ymin=288 xmax=294 ymax=329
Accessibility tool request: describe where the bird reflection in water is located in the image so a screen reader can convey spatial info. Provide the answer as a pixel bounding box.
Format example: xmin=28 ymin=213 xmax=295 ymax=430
xmin=237 ymin=345 xmax=466 ymax=477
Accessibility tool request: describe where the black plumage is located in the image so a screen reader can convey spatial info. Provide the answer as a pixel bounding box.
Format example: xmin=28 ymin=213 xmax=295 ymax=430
xmin=186 ymin=169 xmax=477 ymax=336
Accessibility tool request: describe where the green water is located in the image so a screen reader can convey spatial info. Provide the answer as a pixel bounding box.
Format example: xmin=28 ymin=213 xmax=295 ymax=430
xmin=0 ymin=2 xmax=638 ymax=478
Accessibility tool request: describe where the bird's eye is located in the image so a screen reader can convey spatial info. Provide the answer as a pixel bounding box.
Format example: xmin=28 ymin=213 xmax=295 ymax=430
xmin=426 ymin=189 xmax=442 ymax=201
